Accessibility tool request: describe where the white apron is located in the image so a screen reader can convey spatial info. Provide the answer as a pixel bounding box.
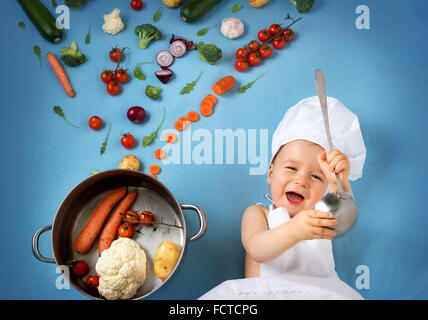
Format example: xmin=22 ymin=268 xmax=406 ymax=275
xmin=198 ymin=205 xmax=363 ymax=300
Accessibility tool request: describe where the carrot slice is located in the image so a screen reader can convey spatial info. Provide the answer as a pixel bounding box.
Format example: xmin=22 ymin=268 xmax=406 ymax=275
xmin=150 ymin=173 xmax=157 ymax=179
xmin=178 ymin=116 xmax=191 ymax=127
xmin=187 ymin=111 xmax=199 ymax=122
xmin=200 ymin=99 xmax=213 ymax=109
xmin=200 ymin=105 xmax=213 ymax=117
xmin=175 ymin=120 xmax=185 ymax=131
xmin=203 ymin=94 xmax=217 ymax=105
xmin=149 ymin=165 xmax=161 ymax=175
xmin=155 ymin=149 xmax=166 ymax=160
xmin=165 ymin=132 xmax=177 ymax=143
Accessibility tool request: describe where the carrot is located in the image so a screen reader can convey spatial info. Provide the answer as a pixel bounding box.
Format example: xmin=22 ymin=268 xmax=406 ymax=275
xmin=187 ymin=111 xmax=199 ymax=122
xmin=212 ymin=75 xmax=235 ymax=95
xmin=165 ymin=132 xmax=177 ymax=143
xmin=150 ymin=165 xmax=161 ymax=175
xmin=175 ymin=120 xmax=185 ymax=131
xmin=178 ymin=116 xmax=191 ymax=127
xmin=150 ymin=173 xmax=158 ymax=179
xmin=200 ymin=104 xmax=213 ymax=117
xmin=47 ymin=52 xmax=75 ymax=98
xmin=200 ymin=99 xmax=213 ymax=109
xmin=155 ymin=148 xmax=166 ymax=160
xmin=98 ymin=190 xmax=138 ymax=256
xmin=203 ymin=94 xmax=217 ymax=105
xmin=74 ymin=186 xmax=127 ymax=253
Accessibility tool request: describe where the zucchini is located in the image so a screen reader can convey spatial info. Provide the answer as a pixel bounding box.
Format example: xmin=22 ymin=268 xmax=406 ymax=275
xmin=18 ymin=0 xmax=62 ymax=43
xmin=180 ymin=0 xmax=223 ymax=23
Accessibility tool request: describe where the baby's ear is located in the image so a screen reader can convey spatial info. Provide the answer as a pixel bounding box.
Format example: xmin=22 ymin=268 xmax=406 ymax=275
xmin=267 ymin=163 xmax=274 ymax=185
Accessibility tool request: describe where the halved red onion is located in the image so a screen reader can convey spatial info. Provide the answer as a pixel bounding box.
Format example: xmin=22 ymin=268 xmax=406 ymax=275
xmin=170 ymin=40 xmax=187 ymax=57
xmin=155 ymin=50 xmax=174 ymax=67
xmin=155 ymin=67 xmax=173 ymax=84
xmin=170 ymin=34 xmax=197 ymax=50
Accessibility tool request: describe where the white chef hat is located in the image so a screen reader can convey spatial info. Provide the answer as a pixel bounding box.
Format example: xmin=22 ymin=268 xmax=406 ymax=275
xmin=271 ymin=96 xmax=366 ymax=181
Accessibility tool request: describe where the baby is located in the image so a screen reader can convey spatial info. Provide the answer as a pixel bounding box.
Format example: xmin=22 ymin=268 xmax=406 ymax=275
xmin=243 ymin=96 xmax=366 ymax=279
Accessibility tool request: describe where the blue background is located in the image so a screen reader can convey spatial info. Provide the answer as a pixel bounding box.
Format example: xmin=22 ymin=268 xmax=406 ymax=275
xmin=0 ymin=0 xmax=427 ymax=300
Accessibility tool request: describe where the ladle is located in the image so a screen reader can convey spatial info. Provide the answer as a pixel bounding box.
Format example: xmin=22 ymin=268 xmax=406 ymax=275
xmin=313 ymin=69 xmax=358 ymax=238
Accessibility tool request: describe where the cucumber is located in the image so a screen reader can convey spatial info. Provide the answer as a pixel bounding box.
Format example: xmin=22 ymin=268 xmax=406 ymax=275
xmin=180 ymin=0 xmax=223 ymax=23
xmin=18 ymin=0 xmax=62 ymax=43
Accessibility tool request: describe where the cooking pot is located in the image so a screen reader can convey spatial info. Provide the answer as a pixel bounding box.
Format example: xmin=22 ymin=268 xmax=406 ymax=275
xmin=32 ymin=169 xmax=207 ymax=299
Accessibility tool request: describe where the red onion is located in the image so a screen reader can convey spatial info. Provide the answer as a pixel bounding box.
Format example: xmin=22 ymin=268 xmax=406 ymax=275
xmin=127 ymin=106 xmax=146 ymax=123
xmin=155 ymin=50 xmax=174 ymax=67
xmin=170 ymin=34 xmax=197 ymax=50
xmin=155 ymin=68 xmax=173 ymax=84
xmin=170 ymin=40 xmax=187 ymax=57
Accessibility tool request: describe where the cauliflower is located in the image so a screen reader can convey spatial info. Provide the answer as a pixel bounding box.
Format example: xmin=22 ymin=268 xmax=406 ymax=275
xmin=102 ymin=8 xmax=124 ymax=35
xmin=95 ymin=238 xmax=147 ymax=300
xmin=220 ymin=18 xmax=245 ymax=40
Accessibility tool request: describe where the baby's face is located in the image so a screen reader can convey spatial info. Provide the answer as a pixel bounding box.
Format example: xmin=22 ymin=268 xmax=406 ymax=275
xmin=268 ymin=140 xmax=328 ymax=218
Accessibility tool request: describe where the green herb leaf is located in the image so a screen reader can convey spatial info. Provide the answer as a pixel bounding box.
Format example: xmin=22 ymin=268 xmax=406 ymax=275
xmin=33 ymin=45 xmax=41 ymax=68
xmin=100 ymin=121 xmax=112 ymax=155
xmin=18 ymin=21 xmax=25 ymax=29
xmin=133 ymin=61 xmax=152 ymax=80
xmin=85 ymin=25 xmax=91 ymax=44
xmin=196 ymin=24 xmax=217 ymax=36
xmin=153 ymin=8 xmax=161 ymax=22
xmin=180 ymin=71 xmax=203 ymax=94
xmin=232 ymin=3 xmax=242 ymax=13
xmin=237 ymin=72 xmax=267 ymax=94
xmin=90 ymin=170 xmax=98 ymax=175
xmin=51 ymin=0 xmax=57 ymax=8
xmin=53 ymin=105 xmax=79 ymax=128
xmin=142 ymin=107 xmax=165 ymax=148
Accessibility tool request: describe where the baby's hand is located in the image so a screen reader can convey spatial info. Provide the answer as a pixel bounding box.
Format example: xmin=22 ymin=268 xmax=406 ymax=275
xmin=317 ymin=149 xmax=351 ymax=186
xmin=289 ymin=210 xmax=337 ymax=241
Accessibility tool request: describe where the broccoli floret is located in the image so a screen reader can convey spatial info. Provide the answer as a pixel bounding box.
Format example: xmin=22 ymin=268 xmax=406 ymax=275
xmin=61 ymin=41 xmax=86 ymax=67
xmin=64 ymin=0 xmax=86 ymax=8
xmin=290 ymin=0 xmax=315 ymax=13
xmin=135 ymin=24 xmax=162 ymax=49
xmin=145 ymin=85 xmax=162 ymax=100
xmin=197 ymin=42 xmax=222 ymax=65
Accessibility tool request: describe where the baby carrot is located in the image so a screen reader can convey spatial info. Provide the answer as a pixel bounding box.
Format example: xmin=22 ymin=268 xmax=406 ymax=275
xmin=47 ymin=52 xmax=75 ymax=97
xmin=165 ymin=132 xmax=177 ymax=143
xmin=150 ymin=165 xmax=161 ymax=175
xmin=212 ymin=75 xmax=235 ymax=95
xmin=155 ymin=148 xmax=166 ymax=160
xmin=187 ymin=111 xmax=199 ymax=122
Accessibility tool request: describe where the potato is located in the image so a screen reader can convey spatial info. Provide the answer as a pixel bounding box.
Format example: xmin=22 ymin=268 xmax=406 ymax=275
xmin=118 ymin=154 xmax=140 ymax=171
xmin=248 ymin=0 xmax=269 ymax=8
xmin=162 ymin=0 xmax=184 ymax=8
xmin=154 ymin=241 xmax=181 ymax=280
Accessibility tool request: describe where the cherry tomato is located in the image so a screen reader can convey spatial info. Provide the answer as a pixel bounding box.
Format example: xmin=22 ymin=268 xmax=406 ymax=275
xmin=71 ymin=260 xmax=89 ymax=278
xmin=109 ymin=47 xmax=124 ymax=63
xmin=115 ymin=69 xmax=129 ymax=83
xmin=283 ymin=28 xmax=294 ymax=41
xmin=106 ymin=81 xmax=120 ymax=96
xmin=269 ymin=23 xmax=282 ymax=36
xmin=235 ymin=47 xmax=248 ymax=60
xmin=272 ymin=36 xmax=286 ymax=49
xmin=247 ymin=52 xmax=261 ymax=66
xmin=247 ymin=40 xmax=260 ymax=51
xmin=85 ymin=275 xmax=99 ymax=290
xmin=138 ymin=211 xmax=154 ymax=226
xmin=235 ymin=59 xmax=249 ymax=72
xmin=130 ymin=0 xmax=143 ymax=11
xmin=257 ymin=29 xmax=270 ymax=42
xmin=118 ymin=222 xmax=134 ymax=238
xmin=124 ymin=210 xmax=139 ymax=224
xmin=258 ymin=45 xmax=272 ymax=59
xmin=100 ymin=70 xmax=114 ymax=83
xmin=88 ymin=116 xmax=103 ymax=130
xmin=121 ymin=133 xmax=135 ymax=149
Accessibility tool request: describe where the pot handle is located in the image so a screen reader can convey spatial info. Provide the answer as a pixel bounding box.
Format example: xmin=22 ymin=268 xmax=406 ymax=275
xmin=32 ymin=225 xmax=56 ymax=263
xmin=181 ymin=204 xmax=207 ymax=244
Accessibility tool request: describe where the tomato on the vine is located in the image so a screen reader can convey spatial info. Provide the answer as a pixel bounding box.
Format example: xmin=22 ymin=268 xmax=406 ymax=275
xmin=235 ymin=47 xmax=248 ymax=60
xmin=118 ymin=222 xmax=134 ymax=238
xmin=247 ymin=40 xmax=260 ymax=51
xmin=109 ymin=47 xmax=125 ymax=63
xmin=130 ymin=0 xmax=143 ymax=11
xmin=283 ymin=28 xmax=294 ymax=42
xmin=247 ymin=52 xmax=261 ymax=66
xmin=272 ymin=36 xmax=286 ymax=49
xmin=115 ymin=69 xmax=129 ymax=83
xmin=258 ymin=45 xmax=272 ymax=59
xmin=269 ymin=24 xmax=282 ymax=36
xmin=88 ymin=116 xmax=102 ymax=130
xmin=138 ymin=211 xmax=154 ymax=226
xmin=235 ymin=59 xmax=249 ymax=72
xmin=71 ymin=260 xmax=89 ymax=278
xmin=124 ymin=210 xmax=139 ymax=224
xmin=85 ymin=275 xmax=99 ymax=290
xmin=106 ymin=81 xmax=120 ymax=95
xmin=100 ymin=70 xmax=114 ymax=83
xmin=121 ymin=133 xmax=135 ymax=149
xmin=257 ymin=29 xmax=270 ymax=42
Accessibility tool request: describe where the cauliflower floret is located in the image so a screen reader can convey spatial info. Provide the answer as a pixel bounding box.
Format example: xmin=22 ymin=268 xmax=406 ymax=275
xmin=220 ymin=17 xmax=245 ymax=40
xmin=102 ymin=8 xmax=124 ymax=35
xmin=95 ymin=238 xmax=147 ymax=300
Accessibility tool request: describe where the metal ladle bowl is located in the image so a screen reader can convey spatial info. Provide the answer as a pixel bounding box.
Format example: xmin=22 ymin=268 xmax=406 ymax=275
xmin=313 ymin=69 xmax=358 ymax=238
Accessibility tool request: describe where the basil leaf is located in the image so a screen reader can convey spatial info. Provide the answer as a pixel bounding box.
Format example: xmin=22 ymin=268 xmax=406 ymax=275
xmin=18 ymin=21 xmax=25 ymax=29
xmin=142 ymin=107 xmax=165 ymax=148
xmin=153 ymin=8 xmax=161 ymax=22
xmin=85 ymin=25 xmax=91 ymax=44
xmin=33 ymin=45 xmax=41 ymax=68
xmin=232 ymin=3 xmax=242 ymax=13
xmin=133 ymin=61 xmax=152 ymax=80
xmin=196 ymin=24 xmax=216 ymax=36
xmin=100 ymin=121 xmax=112 ymax=155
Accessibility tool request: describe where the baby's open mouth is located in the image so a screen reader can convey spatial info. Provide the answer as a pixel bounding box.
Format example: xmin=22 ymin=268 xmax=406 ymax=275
xmin=286 ymin=191 xmax=304 ymax=205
